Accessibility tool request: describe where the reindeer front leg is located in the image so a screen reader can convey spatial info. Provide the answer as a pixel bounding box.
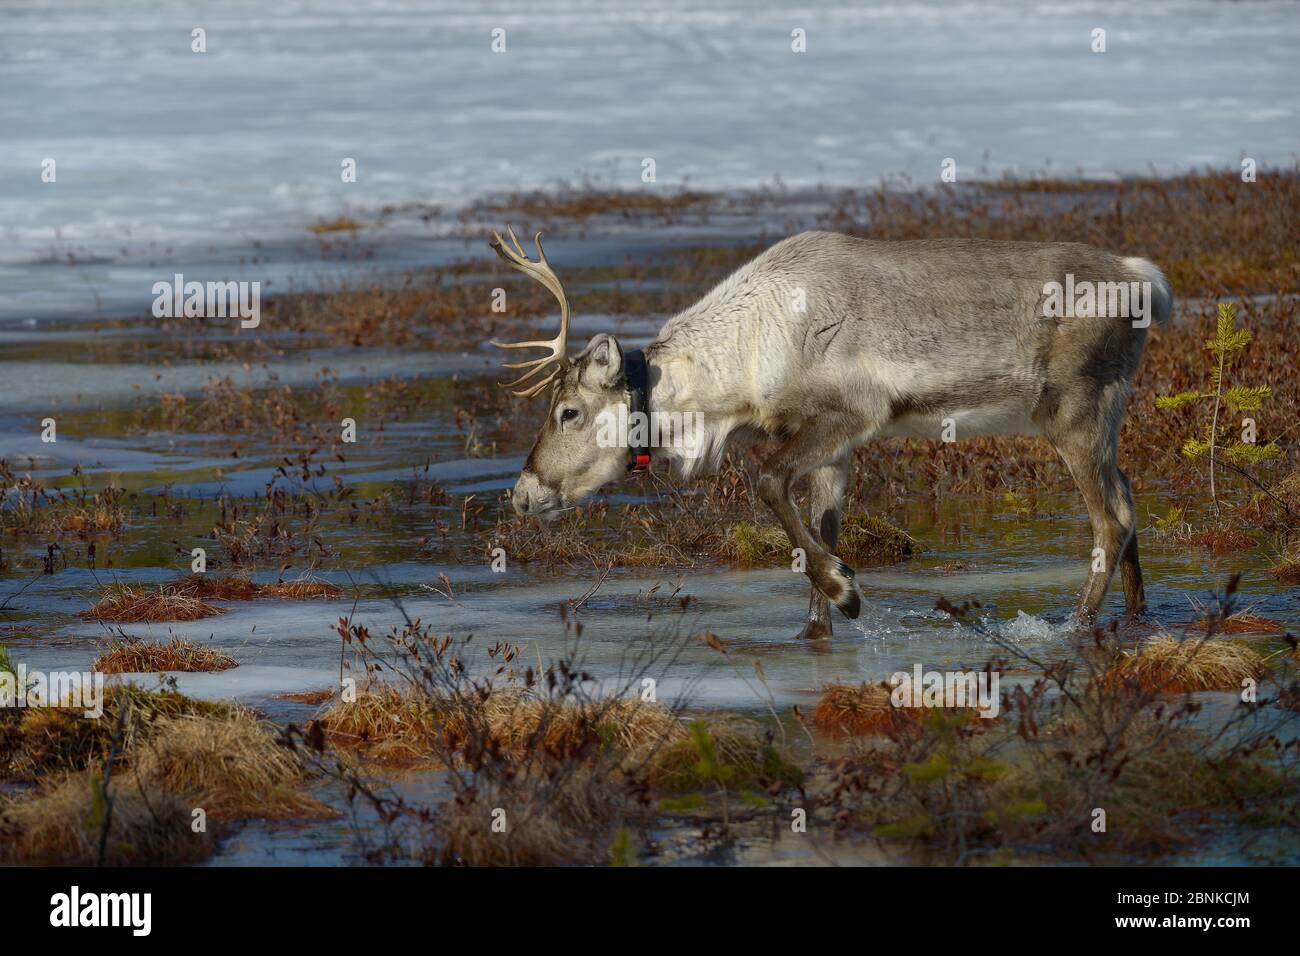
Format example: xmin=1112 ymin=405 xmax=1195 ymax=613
xmin=797 ymin=460 xmax=850 ymax=640
xmin=756 ymin=423 xmax=862 ymax=623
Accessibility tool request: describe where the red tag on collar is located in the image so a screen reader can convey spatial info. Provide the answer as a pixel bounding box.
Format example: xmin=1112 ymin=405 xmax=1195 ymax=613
xmin=631 ymin=452 xmax=651 ymax=473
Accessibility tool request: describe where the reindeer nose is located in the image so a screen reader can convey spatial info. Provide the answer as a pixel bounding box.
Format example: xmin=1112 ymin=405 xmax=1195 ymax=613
xmin=512 ymin=471 xmax=550 ymax=516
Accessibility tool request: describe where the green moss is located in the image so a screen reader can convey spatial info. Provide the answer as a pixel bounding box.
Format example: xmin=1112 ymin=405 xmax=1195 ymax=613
xmin=837 ymin=513 xmax=919 ymax=567
xmin=727 ymin=514 xmax=917 ymax=568
xmin=726 ymin=522 xmax=790 ymax=567
xmin=658 ymin=792 xmax=705 ymax=812
xmin=646 ymin=718 xmax=803 ymax=794
xmin=609 ymin=827 xmax=637 ymax=867
xmin=1000 ymin=799 xmax=1048 ymax=819
xmin=873 ymin=816 xmax=933 ymax=840
xmin=902 ymin=753 xmax=951 ymax=784
xmin=1000 ymin=491 xmax=1033 ymax=516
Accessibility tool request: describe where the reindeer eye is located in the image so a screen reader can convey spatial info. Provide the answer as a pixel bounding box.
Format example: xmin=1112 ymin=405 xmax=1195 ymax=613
xmin=560 ymin=408 xmax=579 ymax=423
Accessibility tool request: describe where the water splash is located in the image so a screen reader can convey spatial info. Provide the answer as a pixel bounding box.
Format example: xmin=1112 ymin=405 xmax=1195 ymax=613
xmin=996 ymin=609 xmax=1069 ymax=644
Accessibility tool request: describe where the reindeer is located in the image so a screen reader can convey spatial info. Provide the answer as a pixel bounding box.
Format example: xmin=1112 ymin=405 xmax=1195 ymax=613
xmin=487 ymin=226 xmax=1171 ymax=639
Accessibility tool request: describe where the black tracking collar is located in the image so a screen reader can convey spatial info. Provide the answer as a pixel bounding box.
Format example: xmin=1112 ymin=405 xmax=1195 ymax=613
xmin=623 ymin=348 xmax=651 ymax=473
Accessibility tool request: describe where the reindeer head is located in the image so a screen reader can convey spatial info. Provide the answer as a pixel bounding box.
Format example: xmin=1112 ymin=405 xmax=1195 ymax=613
xmin=489 ymin=227 xmax=631 ymax=518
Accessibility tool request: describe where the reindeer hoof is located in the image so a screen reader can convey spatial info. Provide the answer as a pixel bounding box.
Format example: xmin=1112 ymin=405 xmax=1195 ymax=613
xmin=836 ymin=587 xmax=861 ymax=620
xmin=814 ymin=558 xmax=860 ymax=620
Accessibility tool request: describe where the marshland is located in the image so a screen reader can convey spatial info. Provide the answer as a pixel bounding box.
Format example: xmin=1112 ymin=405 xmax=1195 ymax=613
xmin=3 ymin=167 xmax=1298 ymax=866
xmin=2 ymin=0 xmax=1298 ymax=868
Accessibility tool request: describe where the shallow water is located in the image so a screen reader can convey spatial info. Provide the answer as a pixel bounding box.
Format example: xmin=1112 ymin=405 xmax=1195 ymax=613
xmin=6 ymin=387 xmax=1296 ymax=864
xmin=10 ymin=530 xmax=1294 ymax=708
xmin=3 ymin=160 xmax=1298 ymax=865
xmin=4 ymin=0 xmax=1299 ymax=321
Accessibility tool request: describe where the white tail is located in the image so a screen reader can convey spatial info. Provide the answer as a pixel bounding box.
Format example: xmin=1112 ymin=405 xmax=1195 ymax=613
xmin=1123 ymin=256 xmax=1173 ymax=328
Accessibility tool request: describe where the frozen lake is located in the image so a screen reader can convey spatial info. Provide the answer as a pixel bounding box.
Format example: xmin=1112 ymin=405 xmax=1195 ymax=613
xmin=2 ymin=0 xmax=1298 ymax=321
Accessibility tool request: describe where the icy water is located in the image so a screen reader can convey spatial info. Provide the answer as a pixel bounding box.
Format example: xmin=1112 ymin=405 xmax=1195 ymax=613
xmin=7 ymin=506 xmax=1296 ymax=865
xmin=2 ymin=0 xmax=1298 ymax=865
xmin=3 ymin=271 xmax=1298 ymax=863
xmin=3 ymin=0 xmax=1299 ymax=320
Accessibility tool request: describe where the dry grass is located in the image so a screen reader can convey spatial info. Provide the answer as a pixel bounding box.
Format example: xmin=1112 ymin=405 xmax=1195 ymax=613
xmin=134 ymin=711 xmax=333 ymax=819
xmin=810 ymin=683 xmax=909 ymax=737
xmin=314 ymin=682 xmax=797 ymax=791
xmin=817 ymin=605 xmax=1293 ymax=862
xmin=471 ymin=692 xmax=681 ymax=757
xmin=723 ymin=513 xmax=916 ymax=568
xmin=258 ymin=579 xmax=342 ymax=599
xmin=434 ymin=761 xmax=617 ymax=865
xmin=0 ymin=465 xmax=127 ymax=538
xmin=1030 ymin=711 xmax=1288 ymax=853
xmin=315 ymin=683 xmax=443 ymax=764
xmin=246 ymin=276 xmax=551 ymax=351
xmin=1270 ymin=557 xmax=1300 ymax=586
xmin=50 ymin=504 xmax=125 ymax=535
xmin=0 ymin=709 xmax=330 ymax=864
xmin=276 ymin=688 xmax=337 ymax=704
xmin=2 ymin=686 xmax=233 ymax=781
xmin=491 ymin=456 xmax=918 ymax=573
xmin=80 ymin=586 xmax=224 ymax=624
xmin=92 ymin=637 xmax=239 ymax=673
xmin=317 ymin=683 xmax=685 ymax=765
xmin=1193 ymin=612 xmax=1285 ymax=634
xmin=469 ymin=185 xmax=711 ymax=223
xmin=175 ymin=574 xmax=341 ymax=601
xmin=1101 ymin=637 xmax=1264 ymax=693
xmin=308 ymin=215 xmax=364 ymax=234
xmin=487 ymin=508 xmax=691 ymax=569
xmin=1174 ymin=527 xmax=1259 ymax=556
xmin=821 ymin=168 xmax=1299 ymax=298
xmin=0 ymin=690 xmax=331 ymax=864
xmin=81 ymin=574 xmax=341 ymax=623
xmin=1029 ymin=730 xmax=1267 ymax=856
xmin=808 ymin=682 xmax=982 ymax=737
xmin=299 ymin=642 xmax=807 ymax=866
xmin=307 ymin=669 xmax=802 ymax=865
xmin=0 ymin=768 xmax=214 ymax=866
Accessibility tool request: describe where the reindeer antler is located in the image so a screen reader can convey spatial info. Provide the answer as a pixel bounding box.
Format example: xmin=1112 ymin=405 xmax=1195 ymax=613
xmin=489 ymin=226 xmax=571 ymax=398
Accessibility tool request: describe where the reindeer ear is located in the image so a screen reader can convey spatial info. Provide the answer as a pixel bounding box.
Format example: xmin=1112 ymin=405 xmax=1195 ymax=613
xmin=580 ymin=334 xmax=624 ymax=390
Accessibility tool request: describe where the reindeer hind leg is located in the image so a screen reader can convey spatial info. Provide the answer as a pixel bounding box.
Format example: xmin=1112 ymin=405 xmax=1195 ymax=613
xmin=1048 ymin=386 xmax=1136 ymax=621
